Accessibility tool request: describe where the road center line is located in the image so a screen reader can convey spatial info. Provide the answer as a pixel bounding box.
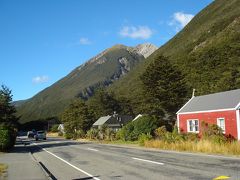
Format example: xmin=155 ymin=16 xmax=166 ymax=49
xmin=33 ymin=143 xmax=101 ymax=180
xmin=87 ymin=148 xmax=99 ymax=152
xmin=132 ymin=157 xmax=164 ymax=165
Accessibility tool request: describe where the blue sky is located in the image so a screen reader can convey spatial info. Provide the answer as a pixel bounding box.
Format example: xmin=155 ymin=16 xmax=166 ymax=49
xmin=0 ymin=0 xmax=212 ymax=101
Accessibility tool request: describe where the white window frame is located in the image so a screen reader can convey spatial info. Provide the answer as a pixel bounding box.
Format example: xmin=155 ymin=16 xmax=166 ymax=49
xmin=217 ymin=117 xmax=225 ymax=134
xmin=187 ymin=119 xmax=199 ymax=133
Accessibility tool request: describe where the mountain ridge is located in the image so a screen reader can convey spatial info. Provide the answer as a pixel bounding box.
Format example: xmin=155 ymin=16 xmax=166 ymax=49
xmin=17 ymin=43 xmax=157 ymax=123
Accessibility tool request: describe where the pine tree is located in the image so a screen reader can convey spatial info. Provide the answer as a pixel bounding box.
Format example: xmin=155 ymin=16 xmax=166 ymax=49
xmin=87 ymin=89 xmax=121 ymax=118
xmin=140 ymin=55 xmax=189 ymax=119
xmin=0 ymin=85 xmax=18 ymax=151
xmin=0 ymin=85 xmax=18 ymax=128
xmin=61 ymin=99 xmax=94 ymax=136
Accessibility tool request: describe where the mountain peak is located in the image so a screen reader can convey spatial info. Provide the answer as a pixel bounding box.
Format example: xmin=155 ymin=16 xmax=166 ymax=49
xmin=132 ymin=43 xmax=158 ymax=58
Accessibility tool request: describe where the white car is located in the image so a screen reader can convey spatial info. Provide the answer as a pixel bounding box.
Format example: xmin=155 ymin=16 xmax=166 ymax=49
xmin=34 ymin=131 xmax=47 ymax=141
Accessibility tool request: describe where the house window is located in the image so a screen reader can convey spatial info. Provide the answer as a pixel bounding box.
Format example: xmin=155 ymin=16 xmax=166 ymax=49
xmin=187 ymin=119 xmax=199 ymax=133
xmin=217 ymin=118 xmax=225 ymax=133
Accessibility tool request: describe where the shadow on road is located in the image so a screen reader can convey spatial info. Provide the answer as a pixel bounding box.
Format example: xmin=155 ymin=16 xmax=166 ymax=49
xmin=72 ymin=177 xmax=100 ymax=180
xmin=13 ymin=137 xmax=91 ymax=154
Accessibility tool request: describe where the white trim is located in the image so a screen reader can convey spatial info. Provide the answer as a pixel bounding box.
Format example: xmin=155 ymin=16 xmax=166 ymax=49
xmin=177 ymin=114 xmax=180 ymax=133
xmin=176 ymin=97 xmax=195 ymax=114
xmin=187 ymin=119 xmax=199 ymax=133
xmin=235 ymin=102 xmax=240 ymax=110
xmin=217 ymin=117 xmax=225 ymax=134
xmin=236 ymin=110 xmax=240 ymax=141
xmin=178 ymin=108 xmax=235 ymax=115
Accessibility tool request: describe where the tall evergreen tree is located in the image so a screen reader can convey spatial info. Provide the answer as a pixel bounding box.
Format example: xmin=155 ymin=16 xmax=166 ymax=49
xmin=0 ymin=85 xmax=18 ymax=128
xmin=140 ymin=55 xmax=189 ymax=119
xmin=0 ymin=85 xmax=18 ymax=151
xmin=61 ymin=99 xmax=94 ymax=135
xmin=87 ymin=89 xmax=121 ymax=118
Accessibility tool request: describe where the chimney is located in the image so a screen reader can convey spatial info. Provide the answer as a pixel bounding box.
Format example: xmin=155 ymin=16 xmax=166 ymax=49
xmin=192 ymin=89 xmax=196 ymax=98
xmin=113 ymin=111 xmax=117 ymax=117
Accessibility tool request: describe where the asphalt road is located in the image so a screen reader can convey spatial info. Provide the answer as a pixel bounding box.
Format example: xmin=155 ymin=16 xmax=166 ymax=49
xmin=24 ymin=137 xmax=240 ymax=180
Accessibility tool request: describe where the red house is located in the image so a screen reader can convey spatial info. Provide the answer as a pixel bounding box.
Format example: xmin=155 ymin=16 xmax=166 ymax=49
xmin=177 ymin=89 xmax=240 ymax=140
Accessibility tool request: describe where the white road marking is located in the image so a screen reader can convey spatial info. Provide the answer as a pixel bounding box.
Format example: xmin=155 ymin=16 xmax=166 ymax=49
xmin=33 ymin=143 xmax=101 ymax=180
xmin=87 ymin=148 xmax=99 ymax=152
xmin=132 ymin=157 xmax=164 ymax=165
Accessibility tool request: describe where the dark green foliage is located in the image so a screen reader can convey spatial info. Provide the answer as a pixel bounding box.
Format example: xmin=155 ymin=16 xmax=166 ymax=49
xmin=87 ymin=89 xmax=134 ymax=120
xmin=140 ymin=55 xmax=189 ymax=119
xmin=117 ymin=115 xmax=159 ymax=141
xmin=0 ymin=86 xmax=18 ymax=151
xmin=0 ymin=127 xmax=16 ymax=151
xmin=61 ymin=99 xmax=94 ymax=138
xmin=0 ymin=86 xmax=18 ymax=128
xmin=138 ymin=133 xmax=152 ymax=146
xmin=50 ymin=124 xmax=59 ymax=132
xmin=87 ymin=89 xmax=121 ymax=119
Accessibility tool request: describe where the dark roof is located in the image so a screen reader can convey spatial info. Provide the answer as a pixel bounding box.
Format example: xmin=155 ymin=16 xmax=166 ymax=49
xmin=177 ymin=89 xmax=240 ymax=114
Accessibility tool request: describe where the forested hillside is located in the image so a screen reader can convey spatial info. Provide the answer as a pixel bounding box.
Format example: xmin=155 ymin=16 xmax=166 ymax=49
xmin=110 ymin=0 xmax=240 ymax=116
xmin=17 ymin=44 xmax=157 ymax=123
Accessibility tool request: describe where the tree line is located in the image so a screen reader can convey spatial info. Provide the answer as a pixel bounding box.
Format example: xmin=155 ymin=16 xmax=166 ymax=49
xmin=61 ymin=55 xmax=189 ymax=138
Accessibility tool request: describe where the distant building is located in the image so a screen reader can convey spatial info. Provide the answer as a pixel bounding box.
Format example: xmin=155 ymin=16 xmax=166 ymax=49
xmin=177 ymin=89 xmax=240 ymax=140
xmin=93 ymin=112 xmax=132 ymax=131
xmin=58 ymin=124 xmax=65 ymax=133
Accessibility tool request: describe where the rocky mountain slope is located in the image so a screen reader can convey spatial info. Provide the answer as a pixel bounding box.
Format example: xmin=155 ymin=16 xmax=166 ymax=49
xmin=17 ymin=43 xmax=157 ymax=123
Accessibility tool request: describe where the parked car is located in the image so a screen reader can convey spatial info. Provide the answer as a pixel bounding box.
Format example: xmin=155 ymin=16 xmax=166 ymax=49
xmin=34 ymin=131 xmax=47 ymax=141
xmin=27 ymin=131 xmax=36 ymax=138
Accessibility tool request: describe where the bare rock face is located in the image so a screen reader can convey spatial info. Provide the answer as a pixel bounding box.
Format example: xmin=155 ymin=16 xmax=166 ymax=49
xmin=132 ymin=43 xmax=158 ymax=58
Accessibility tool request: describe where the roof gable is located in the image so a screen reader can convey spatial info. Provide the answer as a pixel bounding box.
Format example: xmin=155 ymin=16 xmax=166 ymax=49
xmin=177 ymin=89 xmax=240 ymax=114
xmin=93 ymin=115 xmax=111 ymax=126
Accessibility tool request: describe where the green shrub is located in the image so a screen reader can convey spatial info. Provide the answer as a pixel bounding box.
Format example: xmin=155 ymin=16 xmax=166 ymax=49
xmin=64 ymin=132 xmax=73 ymax=139
xmin=73 ymin=130 xmax=85 ymax=139
xmin=201 ymin=121 xmax=226 ymax=143
xmin=155 ymin=126 xmax=167 ymax=140
xmin=117 ymin=115 xmax=159 ymax=141
xmin=105 ymin=128 xmax=116 ymax=141
xmin=133 ymin=116 xmax=159 ymax=137
xmin=116 ymin=122 xmax=135 ymax=141
xmin=138 ymin=133 xmax=152 ymax=146
xmin=51 ymin=124 xmax=59 ymax=133
xmin=58 ymin=131 xmax=63 ymax=136
xmin=0 ymin=128 xmax=16 ymax=151
xmin=184 ymin=133 xmax=199 ymax=142
xmin=86 ymin=128 xmax=99 ymax=140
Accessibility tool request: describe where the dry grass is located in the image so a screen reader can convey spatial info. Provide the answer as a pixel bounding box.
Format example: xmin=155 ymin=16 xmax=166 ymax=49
xmin=47 ymin=132 xmax=60 ymax=137
xmin=144 ymin=140 xmax=240 ymax=156
xmin=0 ymin=163 xmax=7 ymax=178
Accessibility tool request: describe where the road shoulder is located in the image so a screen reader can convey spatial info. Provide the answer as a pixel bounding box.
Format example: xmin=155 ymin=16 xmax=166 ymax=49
xmin=0 ymin=138 xmax=48 ymax=180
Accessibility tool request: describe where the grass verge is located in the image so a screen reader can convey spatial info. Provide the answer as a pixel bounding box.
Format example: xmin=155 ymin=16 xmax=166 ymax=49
xmin=47 ymin=132 xmax=60 ymax=137
xmin=0 ymin=163 xmax=7 ymax=178
xmin=144 ymin=140 xmax=240 ymax=156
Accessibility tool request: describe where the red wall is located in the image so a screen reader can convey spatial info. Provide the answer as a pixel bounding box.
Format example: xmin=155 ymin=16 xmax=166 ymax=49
xmin=178 ymin=110 xmax=238 ymax=139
